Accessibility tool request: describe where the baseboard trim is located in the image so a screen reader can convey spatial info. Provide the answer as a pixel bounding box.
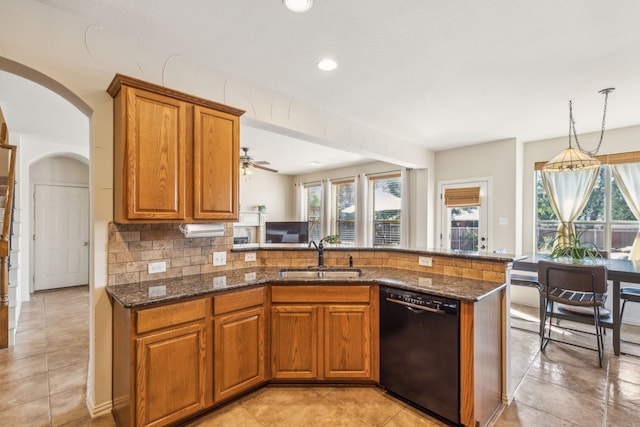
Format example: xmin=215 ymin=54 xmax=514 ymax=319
xmin=86 ymin=394 xmax=113 ymax=418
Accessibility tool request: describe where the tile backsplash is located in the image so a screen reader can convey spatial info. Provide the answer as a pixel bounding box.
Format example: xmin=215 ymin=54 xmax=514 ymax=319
xmin=108 ymin=222 xmax=235 ymax=285
xmin=108 ymin=222 xmax=508 ymax=285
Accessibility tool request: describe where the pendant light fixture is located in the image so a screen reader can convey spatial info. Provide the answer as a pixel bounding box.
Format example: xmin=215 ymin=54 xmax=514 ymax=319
xmin=542 ymin=88 xmax=614 ymax=172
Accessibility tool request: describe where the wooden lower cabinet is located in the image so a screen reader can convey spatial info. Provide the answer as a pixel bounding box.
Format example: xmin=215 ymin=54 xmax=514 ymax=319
xmin=271 ymin=305 xmax=319 ymax=379
xmin=213 ymin=305 xmax=266 ymax=401
xmin=135 ymin=323 xmax=207 ymax=427
xmin=112 ymin=298 xmax=210 ymax=427
xmin=270 ymin=285 xmax=376 ymax=381
xmin=324 ymin=305 xmax=371 ymax=379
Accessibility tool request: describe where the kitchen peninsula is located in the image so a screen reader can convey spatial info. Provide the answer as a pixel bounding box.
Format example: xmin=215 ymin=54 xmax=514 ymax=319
xmin=107 ymin=245 xmax=516 ymax=427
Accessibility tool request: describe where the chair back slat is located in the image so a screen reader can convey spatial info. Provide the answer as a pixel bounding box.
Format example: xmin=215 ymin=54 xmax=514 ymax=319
xmin=538 ymin=260 xmax=608 ymax=294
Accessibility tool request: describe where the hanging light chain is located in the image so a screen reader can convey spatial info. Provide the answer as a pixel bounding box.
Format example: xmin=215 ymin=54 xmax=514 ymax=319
xmin=570 ymin=88 xmax=614 ymax=156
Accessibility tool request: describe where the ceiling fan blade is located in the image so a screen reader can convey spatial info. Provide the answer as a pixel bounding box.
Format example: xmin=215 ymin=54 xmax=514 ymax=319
xmin=253 ymin=160 xmax=271 ymax=165
xmin=250 ymin=162 xmax=278 ymax=173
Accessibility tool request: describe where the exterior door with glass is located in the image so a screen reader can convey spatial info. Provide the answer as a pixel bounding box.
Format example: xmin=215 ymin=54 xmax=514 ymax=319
xmin=440 ymin=181 xmax=488 ymax=252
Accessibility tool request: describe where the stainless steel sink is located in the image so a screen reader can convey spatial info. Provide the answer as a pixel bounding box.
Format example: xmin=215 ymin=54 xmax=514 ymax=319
xmin=279 ymin=268 xmax=362 ymax=279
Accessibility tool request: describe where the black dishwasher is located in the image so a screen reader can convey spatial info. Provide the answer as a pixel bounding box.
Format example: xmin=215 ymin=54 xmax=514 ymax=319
xmin=379 ymin=286 xmax=460 ymax=425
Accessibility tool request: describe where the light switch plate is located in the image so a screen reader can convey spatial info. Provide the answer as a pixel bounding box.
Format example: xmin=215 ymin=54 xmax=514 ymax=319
xmin=418 ymin=256 xmax=432 ymax=267
xmin=213 ymin=251 xmax=227 ymax=266
xmin=245 ymin=271 xmax=257 ymax=281
xmin=148 ymin=261 xmax=166 ymax=274
xmin=245 ymin=252 xmax=257 ymax=262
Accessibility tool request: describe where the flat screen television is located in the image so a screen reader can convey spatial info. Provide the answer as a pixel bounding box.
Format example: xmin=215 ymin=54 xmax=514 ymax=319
xmin=265 ymin=221 xmax=309 ymax=244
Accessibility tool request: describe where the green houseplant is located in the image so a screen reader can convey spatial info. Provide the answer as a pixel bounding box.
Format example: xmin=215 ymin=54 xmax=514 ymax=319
xmin=548 ymin=230 xmax=601 ymax=262
xmin=322 ymin=235 xmax=340 ymax=244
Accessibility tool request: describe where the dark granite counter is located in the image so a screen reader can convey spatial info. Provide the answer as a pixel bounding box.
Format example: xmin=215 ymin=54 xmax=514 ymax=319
xmin=106 ymin=266 xmax=507 ymax=308
xmin=231 ymin=244 xmax=523 ymax=263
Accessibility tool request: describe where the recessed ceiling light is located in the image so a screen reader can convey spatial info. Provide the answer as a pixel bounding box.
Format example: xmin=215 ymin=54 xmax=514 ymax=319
xmin=317 ymin=59 xmax=338 ymax=71
xmin=307 ymin=160 xmax=325 ymax=166
xmin=283 ymin=0 xmax=313 ymax=13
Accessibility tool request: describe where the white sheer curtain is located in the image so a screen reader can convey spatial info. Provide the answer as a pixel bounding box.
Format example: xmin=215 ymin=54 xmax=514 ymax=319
xmin=321 ymin=179 xmax=332 ymax=239
xmin=355 ymin=174 xmax=369 ymax=246
xmin=542 ymin=168 xmax=599 ymax=246
xmin=400 ymin=168 xmax=411 ymax=248
xmin=294 ymin=182 xmax=305 ymax=221
xmin=611 ymin=163 xmax=640 ymax=260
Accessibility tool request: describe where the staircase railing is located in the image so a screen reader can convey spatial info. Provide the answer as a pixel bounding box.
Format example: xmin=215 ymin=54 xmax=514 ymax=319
xmin=0 ymin=122 xmax=17 ymax=348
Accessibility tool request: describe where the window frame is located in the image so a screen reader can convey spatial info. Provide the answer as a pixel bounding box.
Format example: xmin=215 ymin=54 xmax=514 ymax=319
xmin=331 ymin=178 xmax=356 ymax=244
xmin=368 ymin=172 xmax=402 ymax=247
xmin=534 ymin=152 xmax=640 ymax=259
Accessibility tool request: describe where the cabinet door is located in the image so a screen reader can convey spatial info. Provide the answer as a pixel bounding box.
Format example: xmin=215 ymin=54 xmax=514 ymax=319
xmin=124 ymin=87 xmax=187 ymax=220
xmin=193 ymin=105 xmax=239 ymax=220
xmin=324 ymin=305 xmax=371 ymax=379
xmin=271 ymin=305 xmax=318 ymax=379
xmin=136 ymin=322 xmax=206 ymax=427
xmin=213 ymin=306 xmax=265 ymax=401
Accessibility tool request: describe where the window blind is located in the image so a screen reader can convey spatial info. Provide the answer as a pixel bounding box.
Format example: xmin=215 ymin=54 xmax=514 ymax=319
xmin=444 ymin=187 xmax=481 ymax=207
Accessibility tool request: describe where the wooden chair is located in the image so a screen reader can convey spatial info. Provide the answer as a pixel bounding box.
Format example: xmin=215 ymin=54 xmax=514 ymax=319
xmin=537 ymin=260 xmax=608 ymax=367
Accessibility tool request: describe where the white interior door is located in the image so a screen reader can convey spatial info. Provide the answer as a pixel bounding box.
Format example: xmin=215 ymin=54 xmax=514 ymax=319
xmin=34 ymin=184 xmax=89 ymax=290
xmin=440 ymin=181 xmax=488 ymax=252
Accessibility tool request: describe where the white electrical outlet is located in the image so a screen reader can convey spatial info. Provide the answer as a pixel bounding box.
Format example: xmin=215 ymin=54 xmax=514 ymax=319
xmin=148 ymin=261 xmax=166 ymax=274
xmin=418 ymin=256 xmax=432 ymax=267
xmin=418 ymin=277 xmax=433 ymax=286
xmin=148 ymin=285 xmax=167 ymax=297
xmin=213 ymin=251 xmax=227 ymax=266
xmin=245 ymin=252 xmax=257 ymax=262
xmin=213 ymin=275 xmax=227 ymax=289
xmin=245 ymin=271 xmax=257 ymax=281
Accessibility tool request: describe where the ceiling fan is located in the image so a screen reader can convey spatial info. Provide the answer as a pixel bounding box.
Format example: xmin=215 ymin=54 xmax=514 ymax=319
xmin=240 ymin=147 xmax=278 ymax=174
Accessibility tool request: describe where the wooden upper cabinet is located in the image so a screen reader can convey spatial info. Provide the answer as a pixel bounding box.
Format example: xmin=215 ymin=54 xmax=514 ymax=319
xmin=193 ymin=106 xmax=239 ymax=220
xmin=125 ymin=88 xmax=187 ymax=220
xmin=108 ymin=74 xmax=244 ymax=223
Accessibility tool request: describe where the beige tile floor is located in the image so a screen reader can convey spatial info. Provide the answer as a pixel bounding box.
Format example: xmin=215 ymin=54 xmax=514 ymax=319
xmin=1 ymin=286 xmax=640 ymax=426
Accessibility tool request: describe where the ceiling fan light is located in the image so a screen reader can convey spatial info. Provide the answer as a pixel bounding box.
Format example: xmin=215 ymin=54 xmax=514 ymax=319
xmin=283 ymin=0 xmax=313 ymax=13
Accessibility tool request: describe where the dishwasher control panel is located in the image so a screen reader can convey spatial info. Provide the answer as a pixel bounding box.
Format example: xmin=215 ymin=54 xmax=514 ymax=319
xmin=381 ymin=287 xmax=459 ymax=315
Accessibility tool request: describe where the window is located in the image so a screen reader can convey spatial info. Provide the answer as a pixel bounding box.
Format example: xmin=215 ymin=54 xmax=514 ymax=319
xmin=535 ymin=159 xmax=640 ymax=259
xmin=369 ymin=173 xmax=401 ymax=247
xmin=304 ymin=182 xmax=323 ymax=241
xmin=441 ymin=184 xmax=486 ymax=251
xmin=332 ymin=179 xmax=356 ymax=244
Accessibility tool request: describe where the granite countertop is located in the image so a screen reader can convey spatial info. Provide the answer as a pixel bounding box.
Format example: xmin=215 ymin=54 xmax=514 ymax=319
xmin=106 ymin=267 xmax=508 ymax=309
xmin=231 ymin=244 xmax=524 ymax=263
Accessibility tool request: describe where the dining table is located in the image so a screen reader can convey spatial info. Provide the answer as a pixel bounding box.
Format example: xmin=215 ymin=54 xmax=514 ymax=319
xmin=512 ymin=254 xmax=640 ymax=356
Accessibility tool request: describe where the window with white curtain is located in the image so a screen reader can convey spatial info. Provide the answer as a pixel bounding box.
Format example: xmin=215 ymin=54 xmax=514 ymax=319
xmin=303 ymin=182 xmax=323 ymax=241
xmin=535 ymin=152 xmax=640 ymax=259
xmin=332 ymin=179 xmax=356 ymax=244
xmin=368 ymin=173 xmax=402 ymax=247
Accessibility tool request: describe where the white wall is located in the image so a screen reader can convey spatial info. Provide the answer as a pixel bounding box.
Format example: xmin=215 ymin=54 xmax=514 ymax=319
xmin=239 ymin=169 xmax=293 ymax=221
xmin=435 ymin=138 xmax=519 ymax=253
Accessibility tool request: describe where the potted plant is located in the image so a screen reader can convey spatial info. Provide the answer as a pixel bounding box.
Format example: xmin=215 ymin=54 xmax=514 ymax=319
xmin=256 ymin=204 xmax=267 ymax=213
xmin=547 ymin=230 xmax=601 ymax=262
xmin=322 ymin=235 xmax=340 ymax=244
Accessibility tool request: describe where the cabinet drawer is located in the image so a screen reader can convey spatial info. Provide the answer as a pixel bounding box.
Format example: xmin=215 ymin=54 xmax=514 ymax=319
xmin=271 ymin=286 xmax=370 ymax=304
xmin=214 ymin=286 xmax=265 ymax=315
xmin=136 ymin=298 xmax=207 ymax=334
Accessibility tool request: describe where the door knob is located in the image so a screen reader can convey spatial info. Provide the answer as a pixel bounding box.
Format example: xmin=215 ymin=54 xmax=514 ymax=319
xmin=84 ymin=241 xmax=89 ymax=246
